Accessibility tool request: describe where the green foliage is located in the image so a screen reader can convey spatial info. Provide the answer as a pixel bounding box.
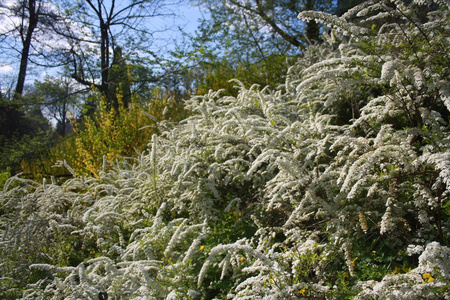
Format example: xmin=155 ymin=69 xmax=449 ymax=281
xmin=194 ymin=54 xmax=293 ymax=97
xmin=185 ymin=0 xmax=336 ymax=98
xmin=0 ymin=95 xmax=54 ymax=177
xmin=193 ymin=0 xmax=334 ymax=55
xmin=0 ymin=168 xmax=11 ymax=191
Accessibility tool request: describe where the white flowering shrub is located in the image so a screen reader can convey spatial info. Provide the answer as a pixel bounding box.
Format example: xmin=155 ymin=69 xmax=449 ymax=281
xmin=0 ymin=169 xmax=207 ymax=299
xmin=355 ymin=242 xmax=450 ymax=299
xmin=1 ymin=0 xmax=449 ymax=298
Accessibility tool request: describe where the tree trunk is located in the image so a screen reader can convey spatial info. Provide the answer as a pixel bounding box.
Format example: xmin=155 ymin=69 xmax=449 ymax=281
xmin=100 ymin=19 xmax=110 ymax=100
xmin=15 ymin=0 xmax=39 ymax=97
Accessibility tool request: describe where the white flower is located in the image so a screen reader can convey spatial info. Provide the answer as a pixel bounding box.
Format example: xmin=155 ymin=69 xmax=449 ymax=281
xmin=380 ymin=60 xmax=397 ymax=82
xmin=407 ymin=244 xmax=424 ymax=256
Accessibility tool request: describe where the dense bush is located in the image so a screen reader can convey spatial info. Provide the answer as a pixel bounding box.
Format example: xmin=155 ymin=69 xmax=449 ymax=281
xmin=0 ymin=0 xmax=449 ymax=298
xmin=0 ymin=97 xmax=54 ymax=177
xmin=17 ymin=89 xmax=188 ymax=180
xmin=64 ymin=90 xmax=187 ymax=177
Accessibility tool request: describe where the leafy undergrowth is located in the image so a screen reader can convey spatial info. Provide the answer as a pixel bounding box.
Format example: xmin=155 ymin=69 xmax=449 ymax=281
xmin=1 ymin=1 xmax=450 ymax=299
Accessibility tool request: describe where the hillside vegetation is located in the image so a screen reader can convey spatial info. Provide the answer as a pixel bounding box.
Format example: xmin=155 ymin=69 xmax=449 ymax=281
xmin=1 ymin=1 xmax=450 ymax=299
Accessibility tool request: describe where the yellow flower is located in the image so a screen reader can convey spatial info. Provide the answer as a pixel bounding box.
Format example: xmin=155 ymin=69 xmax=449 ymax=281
xmin=240 ymin=256 xmax=245 ymax=263
xmin=351 ymin=257 xmax=358 ymax=267
xmin=199 ymin=245 xmax=205 ymax=251
xmin=299 ymin=288 xmax=307 ymax=295
xmin=422 ymin=273 xmax=435 ymax=283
